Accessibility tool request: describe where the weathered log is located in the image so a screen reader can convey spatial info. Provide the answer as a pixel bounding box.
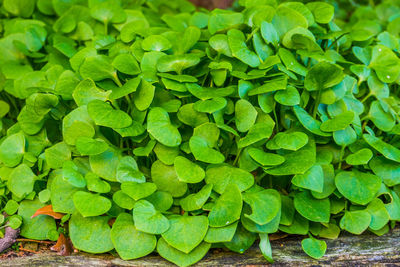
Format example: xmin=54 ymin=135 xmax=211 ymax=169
xmin=1 ymin=228 xmax=399 ymax=266
xmin=0 ymin=227 xmax=19 ymax=254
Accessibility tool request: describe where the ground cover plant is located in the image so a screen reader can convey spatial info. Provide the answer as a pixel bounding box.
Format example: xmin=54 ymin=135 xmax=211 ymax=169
xmin=0 ymin=0 xmax=400 ymax=265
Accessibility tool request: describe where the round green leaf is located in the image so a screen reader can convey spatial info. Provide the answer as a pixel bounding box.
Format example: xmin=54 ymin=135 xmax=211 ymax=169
xmin=73 ymin=191 xmax=112 ymax=217
xmin=208 ymin=184 xmax=243 ymax=227
xmin=147 ymin=107 xmax=181 ymax=147
xmin=174 ymin=156 xmax=205 ymax=183
xmin=157 ymin=238 xmax=211 ymax=267
xmin=340 ymin=210 xmax=371 ymax=234
xmin=111 ymin=213 xmax=156 ymax=260
xmin=132 ymin=200 xmax=170 ymax=235
xmin=0 ymin=132 xmax=25 ymax=167
xmin=335 ymin=170 xmax=381 ymax=205
xmin=301 ymin=237 xmax=327 ymax=260
xmin=151 ymin=160 xmax=187 ymax=198
xmin=243 ymin=189 xmax=281 ymax=225
xmin=69 ymin=213 xmax=114 ymax=253
xmin=205 ymin=165 xmax=254 ymax=194
xmin=88 ymin=100 xmax=132 ymax=129
xmin=162 ymin=215 xmax=208 ymax=253
xmin=294 ymin=191 xmax=330 ymax=223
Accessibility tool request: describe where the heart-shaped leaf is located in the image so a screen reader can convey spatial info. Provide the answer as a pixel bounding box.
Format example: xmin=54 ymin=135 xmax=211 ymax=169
xmin=132 ymin=200 xmax=170 ymax=235
xmin=162 ymin=215 xmax=208 ymax=253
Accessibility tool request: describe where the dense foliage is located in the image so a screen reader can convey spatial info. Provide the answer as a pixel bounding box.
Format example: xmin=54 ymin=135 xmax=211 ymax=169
xmin=0 ymin=0 xmax=400 ymax=265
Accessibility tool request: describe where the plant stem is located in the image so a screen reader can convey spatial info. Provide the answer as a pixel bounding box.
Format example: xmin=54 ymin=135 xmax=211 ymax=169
xmin=312 ymin=89 xmax=322 ymax=118
xmin=338 ymin=145 xmax=346 ymax=170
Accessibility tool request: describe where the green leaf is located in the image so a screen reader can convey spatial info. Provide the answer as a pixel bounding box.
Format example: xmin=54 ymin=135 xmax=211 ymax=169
xmin=88 ymin=100 xmax=132 ymax=129
xmin=63 ymin=161 xmax=86 ymax=188
xmin=304 ymin=62 xmax=344 ymax=91
xmin=293 ymin=106 xmax=331 ymax=137
xmin=0 ymin=132 xmax=25 ymax=167
xmin=79 ymin=55 xmax=116 ymax=82
xmin=157 ymin=54 xmax=200 ymax=74
xmin=194 ymin=97 xmax=227 ymax=113
xmin=274 ymin=85 xmax=301 ymax=106
xmin=248 ymin=148 xmax=285 ymax=166
xmin=320 ymin=111 xmax=354 ymax=132
xmin=113 ymin=191 xmax=136 ymax=210
xmin=18 ymin=198 xmax=57 ymax=240
xmin=259 ymin=233 xmax=273 ymax=263
xmin=335 ymin=170 xmax=381 ymax=205
xmin=121 ymin=182 xmax=157 ymax=201
xmin=261 ymin=21 xmax=279 ymax=47
xmin=111 ymin=213 xmax=156 ymax=260
xmin=228 ymin=29 xmax=260 ymax=68
xmin=85 ymin=172 xmax=111 ymax=193
xmin=134 ymin=79 xmax=155 ymax=111
xmin=292 ymin=165 xmax=324 ymax=193
xmin=235 ymin=99 xmax=258 ymax=132
xmin=180 ymin=184 xmax=213 ymax=211
xmin=363 ymin=134 xmax=400 ymax=163
xmin=116 ymin=156 xmax=145 ymax=183
xmin=369 ymin=101 xmax=395 ymax=132
xmin=224 ymin=224 xmax=256 ymax=254
xmin=301 ymin=237 xmax=327 ymax=259
xmin=76 ymin=137 xmax=109 ymax=156
xmin=162 ymin=215 xmax=208 ymax=253
xmin=157 ymin=238 xmax=211 ymax=267
xmin=189 ymin=136 xmax=225 ymax=164
xmin=142 ymin=35 xmax=172 ymax=52
xmin=73 ymin=191 xmax=112 ymax=217
xmin=306 ymin=2 xmax=334 ymax=24
xmin=271 ymin=131 xmax=309 ymax=151
xmin=109 ymin=77 xmax=141 ymax=100
xmin=45 ymin=142 xmax=71 ymax=169
xmin=265 ymin=137 xmax=316 ymax=176
xmin=369 ymin=45 xmax=400 ymax=83
xmin=73 ymin=79 xmax=109 ymax=106
xmin=51 ymin=170 xmax=82 ymax=214
xmin=151 ymin=160 xmax=187 ymax=197
xmin=208 ymin=10 xmax=244 ymax=34
xmin=345 ymin=148 xmax=373 ymax=165
xmin=294 ymin=191 xmax=330 ymax=223
xmin=369 ymin=156 xmax=400 ymax=187
xmin=69 ymin=213 xmax=114 ymax=253
xmin=90 ymin=149 xmax=120 ymax=182
xmin=209 ymin=34 xmax=232 ymax=57
xmin=112 ymin=53 xmax=140 ymax=75
xmin=174 ymin=156 xmax=205 ymax=183
xmin=8 ymin=164 xmax=36 ymax=198
xmin=340 ymin=210 xmax=371 ymax=234
xmin=366 ymin=198 xmax=390 ymax=231
xmin=132 ymin=200 xmax=170 ymax=235
xmin=208 ymin=184 xmax=243 ymax=227
xmin=243 ymin=189 xmax=281 ymax=225
xmin=204 ymin=222 xmax=238 ymax=243
xmin=205 ymin=165 xmax=254 ymax=194
xmin=147 ymin=107 xmax=182 ymax=147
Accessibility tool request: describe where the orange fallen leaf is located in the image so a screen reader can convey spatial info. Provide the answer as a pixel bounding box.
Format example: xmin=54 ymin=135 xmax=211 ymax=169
xmin=31 ymin=205 xmax=65 ymax=219
xmin=51 ymin=233 xmax=73 ymax=256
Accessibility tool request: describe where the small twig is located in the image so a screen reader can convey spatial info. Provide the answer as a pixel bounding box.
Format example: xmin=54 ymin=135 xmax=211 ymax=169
xmin=16 ymin=238 xmax=54 ymax=244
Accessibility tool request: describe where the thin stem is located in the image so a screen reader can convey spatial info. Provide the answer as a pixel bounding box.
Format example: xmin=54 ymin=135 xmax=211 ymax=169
xmin=361 ymin=92 xmax=372 ymax=103
xmin=312 ymin=89 xmax=322 ymax=118
xmin=338 ymin=145 xmax=346 ymax=170
xmin=273 ymin=107 xmax=279 ymax=133
xmin=233 ymin=148 xmax=243 ymax=166
xmin=112 ymin=72 xmax=123 ymax=87
xmin=327 ymin=33 xmax=348 ymax=50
